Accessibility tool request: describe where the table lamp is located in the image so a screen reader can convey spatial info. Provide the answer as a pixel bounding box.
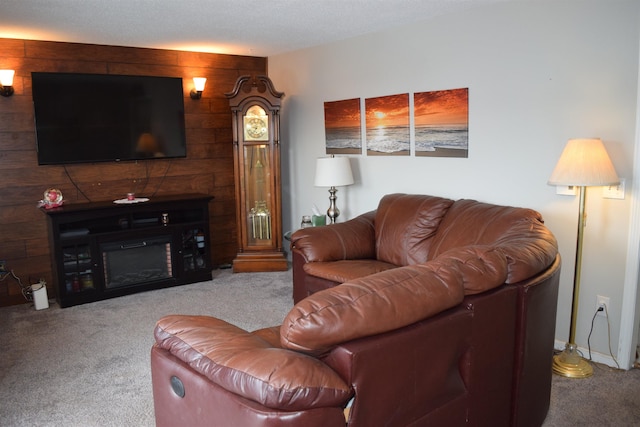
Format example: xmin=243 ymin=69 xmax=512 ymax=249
xmin=314 ymin=155 xmax=354 ymax=224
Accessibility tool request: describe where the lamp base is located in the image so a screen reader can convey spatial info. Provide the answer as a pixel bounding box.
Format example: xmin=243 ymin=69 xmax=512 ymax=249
xmin=326 ymin=186 xmax=339 ymax=224
xmin=553 ymin=342 xmax=593 ymax=378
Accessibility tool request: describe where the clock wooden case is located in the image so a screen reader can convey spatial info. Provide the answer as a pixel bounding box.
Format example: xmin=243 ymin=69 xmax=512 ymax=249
xmin=226 ymin=76 xmax=288 ymax=272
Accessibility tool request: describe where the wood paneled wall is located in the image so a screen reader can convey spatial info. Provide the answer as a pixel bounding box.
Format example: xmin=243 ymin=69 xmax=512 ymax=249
xmin=0 ymin=38 xmax=267 ymax=306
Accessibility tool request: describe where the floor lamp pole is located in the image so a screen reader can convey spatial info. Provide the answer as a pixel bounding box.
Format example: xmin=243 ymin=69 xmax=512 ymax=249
xmin=552 ymin=185 xmax=594 ymax=378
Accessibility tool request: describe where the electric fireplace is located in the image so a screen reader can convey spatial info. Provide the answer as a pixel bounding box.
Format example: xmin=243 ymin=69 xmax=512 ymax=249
xmin=101 ymin=236 xmax=173 ymax=289
xmin=44 ymin=193 xmax=213 ymax=308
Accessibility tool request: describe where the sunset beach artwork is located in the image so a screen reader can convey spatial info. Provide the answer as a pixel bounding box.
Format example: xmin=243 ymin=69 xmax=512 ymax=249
xmin=324 ymin=98 xmax=362 ymax=155
xmin=365 ymin=93 xmax=410 ymax=156
xmin=414 ymin=88 xmax=468 ymax=158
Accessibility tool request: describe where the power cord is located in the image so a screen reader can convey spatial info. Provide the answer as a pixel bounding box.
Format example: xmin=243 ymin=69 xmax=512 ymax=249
xmin=63 ymin=164 xmax=92 ymax=202
xmin=135 ymin=160 xmax=152 ymax=196
xmin=587 ymin=307 xmax=600 ymax=360
xmin=0 ymin=269 xmax=34 ymax=301
xmin=149 ymin=159 xmax=173 ymax=198
xmin=64 ymin=158 xmax=170 ymax=201
xmin=587 ymin=303 xmax=620 ymax=369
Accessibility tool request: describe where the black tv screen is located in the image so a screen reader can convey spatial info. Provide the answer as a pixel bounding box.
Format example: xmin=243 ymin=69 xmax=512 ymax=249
xmin=32 ymin=72 xmax=187 ymax=165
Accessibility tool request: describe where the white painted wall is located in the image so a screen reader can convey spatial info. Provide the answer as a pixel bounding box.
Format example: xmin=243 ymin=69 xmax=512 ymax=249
xmin=269 ymin=0 xmax=640 ymax=364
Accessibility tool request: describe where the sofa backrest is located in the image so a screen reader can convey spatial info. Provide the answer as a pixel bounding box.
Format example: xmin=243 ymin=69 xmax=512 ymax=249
xmin=375 ymin=193 xmax=454 ymax=266
xmin=428 ymin=199 xmax=558 ymax=284
xmin=280 ymin=260 xmax=466 ymax=354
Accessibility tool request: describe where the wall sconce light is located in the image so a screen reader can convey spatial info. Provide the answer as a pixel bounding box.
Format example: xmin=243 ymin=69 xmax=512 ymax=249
xmin=190 ymin=77 xmax=207 ymax=99
xmin=0 ymin=70 xmax=15 ymax=97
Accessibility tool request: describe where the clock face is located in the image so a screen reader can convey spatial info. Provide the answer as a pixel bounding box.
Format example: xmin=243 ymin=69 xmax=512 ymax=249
xmin=243 ymin=105 xmax=270 ymax=141
xmin=245 ymin=117 xmax=268 ymax=139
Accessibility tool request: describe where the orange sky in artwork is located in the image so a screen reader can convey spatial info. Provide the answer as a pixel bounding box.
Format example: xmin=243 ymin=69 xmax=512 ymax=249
xmin=324 ymin=98 xmax=360 ymax=129
xmin=414 ymin=88 xmax=468 ymax=126
xmin=365 ymin=94 xmax=409 ymax=128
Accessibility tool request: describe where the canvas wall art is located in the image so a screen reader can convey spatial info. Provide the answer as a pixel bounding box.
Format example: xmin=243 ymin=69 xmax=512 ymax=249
xmin=364 ymin=93 xmax=410 ymax=156
xmin=414 ymin=88 xmax=468 ymax=158
xmin=324 ymin=98 xmax=362 ymax=155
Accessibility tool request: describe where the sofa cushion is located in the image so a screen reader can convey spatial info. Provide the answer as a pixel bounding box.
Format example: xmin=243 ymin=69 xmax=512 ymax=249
xmin=154 ymin=315 xmax=352 ymax=411
xmin=375 ymin=193 xmax=454 ymax=266
xmin=429 ymin=199 xmax=558 ymax=283
xmin=281 ymin=262 xmax=465 ymax=354
xmin=302 ymin=259 xmax=397 ymax=283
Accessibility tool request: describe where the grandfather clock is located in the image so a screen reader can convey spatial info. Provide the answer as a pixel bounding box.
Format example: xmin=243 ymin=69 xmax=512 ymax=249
xmin=226 ymin=75 xmax=288 ymax=272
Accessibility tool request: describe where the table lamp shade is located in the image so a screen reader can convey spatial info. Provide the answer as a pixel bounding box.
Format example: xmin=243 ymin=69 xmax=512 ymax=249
xmin=314 ymin=156 xmax=354 ymax=187
xmin=548 ymin=138 xmax=619 ymax=187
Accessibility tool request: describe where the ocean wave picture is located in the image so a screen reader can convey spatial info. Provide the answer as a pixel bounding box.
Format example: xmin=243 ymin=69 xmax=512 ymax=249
xmin=324 ymin=98 xmax=362 ymax=155
xmin=414 ymin=88 xmax=468 ymax=158
xmin=365 ymin=93 xmax=410 ymax=156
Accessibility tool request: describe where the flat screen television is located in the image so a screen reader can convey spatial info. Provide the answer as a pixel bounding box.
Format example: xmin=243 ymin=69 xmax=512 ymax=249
xmin=32 ymin=72 xmax=187 ymax=165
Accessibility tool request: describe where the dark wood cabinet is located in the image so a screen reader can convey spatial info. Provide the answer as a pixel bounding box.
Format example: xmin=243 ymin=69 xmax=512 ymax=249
xmin=43 ymin=193 xmax=213 ymax=307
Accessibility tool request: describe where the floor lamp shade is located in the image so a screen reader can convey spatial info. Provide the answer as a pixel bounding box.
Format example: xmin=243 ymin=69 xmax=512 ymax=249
xmin=314 ymin=156 xmax=354 ymax=224
xmin=548 ymin=138 xmax=619 ymax=187
xmin=549 ymin=138 xmax=619 ymax=378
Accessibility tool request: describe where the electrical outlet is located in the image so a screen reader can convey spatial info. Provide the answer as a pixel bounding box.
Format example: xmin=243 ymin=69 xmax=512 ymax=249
xmin=556 ymin=185 xmax=577 ymax=196
xmin=602 ymin=178 xmax=625 ymax=199
xmin=596 ymin=295 xmax=610 ymax=317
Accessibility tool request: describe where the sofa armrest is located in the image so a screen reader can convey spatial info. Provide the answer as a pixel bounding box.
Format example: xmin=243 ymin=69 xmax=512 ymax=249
xmin=154 ymin=315 xmax=352 ymax=411
xmin=291 ymin=211 xmax=376 ymax=263
xmin=151 ymin=346 xmax=349 ymax=427
xmin=322 ymin=306 xmax=472 ymax=426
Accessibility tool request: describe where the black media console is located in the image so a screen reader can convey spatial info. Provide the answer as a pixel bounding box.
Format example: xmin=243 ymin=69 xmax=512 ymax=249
xmin=43 ymin=194 xmax=213 ymax=308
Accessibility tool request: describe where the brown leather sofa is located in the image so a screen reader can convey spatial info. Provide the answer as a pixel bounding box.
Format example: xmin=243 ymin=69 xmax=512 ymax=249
xmin=151 ymin=193 xmax=560 ymax=427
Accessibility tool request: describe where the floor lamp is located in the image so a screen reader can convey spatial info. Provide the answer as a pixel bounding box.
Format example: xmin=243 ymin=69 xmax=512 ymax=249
xmin=548 ymin=138 xmax=619 ymax=378
xmin=314 ymin=155 xmax=354 ymax=224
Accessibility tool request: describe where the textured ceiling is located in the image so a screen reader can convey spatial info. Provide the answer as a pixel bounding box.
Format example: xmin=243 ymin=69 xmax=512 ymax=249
xmin=0 ymin=0 xmax=510 ymax=56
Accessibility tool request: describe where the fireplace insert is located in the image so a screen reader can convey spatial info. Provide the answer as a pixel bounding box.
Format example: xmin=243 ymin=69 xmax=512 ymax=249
xmin=101 ymin=236 xmax=173 ymax=289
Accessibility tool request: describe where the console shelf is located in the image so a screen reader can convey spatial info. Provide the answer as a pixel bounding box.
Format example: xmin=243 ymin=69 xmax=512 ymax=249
xmin=43 ymin=194 xmax=213 ymax=308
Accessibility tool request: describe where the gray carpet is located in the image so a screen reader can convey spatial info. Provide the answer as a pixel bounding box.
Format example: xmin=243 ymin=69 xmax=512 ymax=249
xmin=544 ymin=361 xmax=640 ymax=426
xmin=0 ymin=268 xmax=292 ymax=426
xmin=1 ymin=267 xmax=639 ymax=426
